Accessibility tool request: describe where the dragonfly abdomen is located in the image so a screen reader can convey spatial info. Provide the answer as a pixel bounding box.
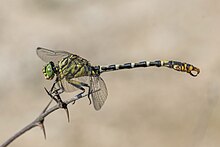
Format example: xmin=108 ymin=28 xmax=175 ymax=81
xmin=93 ymin=60 xmax=200 ymax=77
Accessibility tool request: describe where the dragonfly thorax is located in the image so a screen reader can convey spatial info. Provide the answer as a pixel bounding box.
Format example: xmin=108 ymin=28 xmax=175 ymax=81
xmin=42 ymin=61 xmax=56 ymax=80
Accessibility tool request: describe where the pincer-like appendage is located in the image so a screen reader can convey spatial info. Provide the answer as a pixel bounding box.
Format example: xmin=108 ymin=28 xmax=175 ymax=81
xmin=170 ymin=61 xmax=200 ymax=77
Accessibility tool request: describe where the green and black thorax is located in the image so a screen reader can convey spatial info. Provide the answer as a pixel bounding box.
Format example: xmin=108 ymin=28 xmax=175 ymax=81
xmin=43 ymin=54 xmax=101 ymax=81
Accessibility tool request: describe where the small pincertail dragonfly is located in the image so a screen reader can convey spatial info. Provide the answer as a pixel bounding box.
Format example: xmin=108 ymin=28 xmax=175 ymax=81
xmin=36 ymin=47 xmax=200 ymax=110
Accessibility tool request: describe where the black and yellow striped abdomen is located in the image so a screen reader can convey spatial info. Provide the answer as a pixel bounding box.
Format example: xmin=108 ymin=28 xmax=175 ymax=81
xmin=92 ymin=60 xmax=200 ymax=77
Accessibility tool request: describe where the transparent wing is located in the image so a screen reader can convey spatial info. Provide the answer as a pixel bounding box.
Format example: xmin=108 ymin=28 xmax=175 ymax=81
xmin=60 ymin=76 xmax=90 ymax=92
xmin=90 ymin=76 xmax=108 ymax=111
xmin=36 ymin=47 xmax=71 ymax=64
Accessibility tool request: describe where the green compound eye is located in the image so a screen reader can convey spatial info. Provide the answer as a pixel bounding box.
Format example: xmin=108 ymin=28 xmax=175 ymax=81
xmin=43 ymin=62 xmax=55 ymax=80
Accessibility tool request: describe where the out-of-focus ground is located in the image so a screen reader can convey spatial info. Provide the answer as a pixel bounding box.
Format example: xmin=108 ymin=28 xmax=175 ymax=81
xmin=0 ymin=0 xmax=220 ymax=147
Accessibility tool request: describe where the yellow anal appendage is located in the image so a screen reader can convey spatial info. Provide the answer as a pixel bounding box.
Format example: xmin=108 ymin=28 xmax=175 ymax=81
xmin=173 ymin=63 xmax=200 ymax=77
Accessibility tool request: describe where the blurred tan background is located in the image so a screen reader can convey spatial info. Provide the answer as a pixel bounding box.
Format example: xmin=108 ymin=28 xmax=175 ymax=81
xmin=0 ymin=0 xmax=220 ymax=147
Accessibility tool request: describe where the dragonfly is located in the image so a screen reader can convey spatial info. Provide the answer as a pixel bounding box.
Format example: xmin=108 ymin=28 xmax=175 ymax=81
xmin=36 ymin=47 xmax=200 ymax=111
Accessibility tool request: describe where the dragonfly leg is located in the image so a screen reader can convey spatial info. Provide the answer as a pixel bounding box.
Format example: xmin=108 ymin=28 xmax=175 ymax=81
xmin=52 ymin=87 xmax=64 ymax=96
xmin=80 ymin=83 xmax=92 ymax=105
xmin=50 ymin=79 xmax=64 ymax=96
xmin=49 ymin=77 xmax=59 ymax=93
xmin=67 ymin=80 xmax=91 ymax=105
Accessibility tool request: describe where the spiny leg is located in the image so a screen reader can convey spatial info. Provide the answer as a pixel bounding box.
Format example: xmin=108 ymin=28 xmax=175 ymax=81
xmin=49 ymin=77 xmax=59 ymax=93
xmin=48 ymin=77 xmax=66 ymax=103
xmin=51 ymin=84 xmax=64 ymax=96
xmin=67 ymin=79 xmax=92 ymax=105
xmin=48 ymin=77 xmax=65 ymax=102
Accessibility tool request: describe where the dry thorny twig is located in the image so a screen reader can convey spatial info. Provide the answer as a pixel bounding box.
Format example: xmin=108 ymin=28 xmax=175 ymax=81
xmin=0 ymin=88 xmax=93 ymax=147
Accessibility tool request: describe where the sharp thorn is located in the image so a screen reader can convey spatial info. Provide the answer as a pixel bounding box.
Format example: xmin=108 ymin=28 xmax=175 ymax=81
xmin=42 ymin=123 xmax=47 ymax=140
xmin=60 ymin=101 xmax=70 ymax=122
xmin=38 ymin=121 xmax=47 ymax=140
xmin=54 ymin=96 xmax=70 ymax=122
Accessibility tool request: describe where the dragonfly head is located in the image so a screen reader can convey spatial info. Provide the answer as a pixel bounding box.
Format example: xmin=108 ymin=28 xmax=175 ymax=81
xmin=42 ymin=62 xmax=56 ymax=80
